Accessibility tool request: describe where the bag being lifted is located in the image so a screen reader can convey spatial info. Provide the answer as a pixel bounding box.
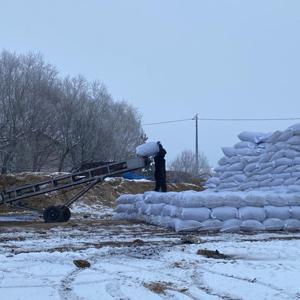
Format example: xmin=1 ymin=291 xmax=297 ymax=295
xmin=136 ymin=142 xmax=159 ymax=157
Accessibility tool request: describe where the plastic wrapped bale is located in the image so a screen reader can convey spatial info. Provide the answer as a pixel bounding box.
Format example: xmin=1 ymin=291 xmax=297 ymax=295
xmin=243 ymin=192 xmax=269 ymax=207
xmin=143 ymin=191 xmax=176 ymax=205
xmin=238 ymin=207 xmax=266 ymax=222
xmin=238 ymin=131 xmax=266 ymax=144
xmin=172 ymin=191 xmax=226 ymax=209
xmin=136 ymin=142 xmax=159 ymax=157
xmin=139 ymin=203 xmax=152 ymax=215
xmin=161 ymin=205 xmax=178 ymax=217
xmin=143 ymin=192 xmax=163 ymax=204
xmin=178 ymin=207 xmax=211 ymax=222
xmin=115 ymin=194 xmax=142 ymax=205
xmin=284 ymin=219 xmax=300 ymax=231
xmin=199 ymin=219 xmax=223 ymax=231
xmin=149 ymin=203 xmax=165 ymax=216
xmin=264 ymin=193 xmax=288 ymax=207
xmin=115 ymin=204 xmax=137 ymax=214
xmin=210 ymin=206 xmax=238 ymax=221
xmin=158 ymin=216 xmax=177 ymax=229
xmin=220 ymin=219 xmax=241 ymax=233
xmin=288 ymin=123 xmax=300 ymax=135
xmin=240 ymin=220 xmax=265 ymax=232
xmin=290 ymin=206 xmax=300 ymax=219
xmin=113 ymin=212 xmax=141 ymax=221
xmin=263 ymin=218 xmax=284 ymax=231
xmin=264 ymin=206 xmax=290 ymax=220
xmin=286 ymin=195 xmax=300 ymax=206
xmin=174 ymin=219 xmax=202 ymax=232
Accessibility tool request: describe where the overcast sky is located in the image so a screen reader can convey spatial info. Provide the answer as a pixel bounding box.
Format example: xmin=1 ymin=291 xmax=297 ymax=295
xmin=1 ymin=0 xmax=299 ymax=166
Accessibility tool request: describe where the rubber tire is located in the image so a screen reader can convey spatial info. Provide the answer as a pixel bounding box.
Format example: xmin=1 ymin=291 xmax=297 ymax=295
xmin=43 ymin=206 xmax=63 ymax=223
xmin=59 ymin=206 xmax=71 ymax=222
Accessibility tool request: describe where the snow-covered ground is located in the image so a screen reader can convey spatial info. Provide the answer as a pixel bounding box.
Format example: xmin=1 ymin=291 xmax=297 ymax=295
xmin=1 ymin=209 xmax=300 ymax=300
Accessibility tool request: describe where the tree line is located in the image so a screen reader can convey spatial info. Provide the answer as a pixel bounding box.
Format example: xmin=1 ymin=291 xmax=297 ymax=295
xmin=0 ymin=50 xmax=144 ymax=173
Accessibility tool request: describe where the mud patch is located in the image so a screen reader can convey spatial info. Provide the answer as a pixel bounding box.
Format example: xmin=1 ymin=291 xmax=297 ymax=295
xmin=143 ymin=281 xmax=173 ymax=294
xmin=197 ymin=249 xmax=232 ymax=259
xmin=73 ymin=259 xmax=91 ymax=268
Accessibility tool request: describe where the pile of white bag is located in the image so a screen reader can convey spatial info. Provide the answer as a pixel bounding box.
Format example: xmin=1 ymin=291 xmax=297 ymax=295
xmin=206 ymin=123 xmax=300 ymax=192
xmin=114 ymin=191 xmax=300 ymax=232
xmin=114 ymin=123 xmax=300 ymax=232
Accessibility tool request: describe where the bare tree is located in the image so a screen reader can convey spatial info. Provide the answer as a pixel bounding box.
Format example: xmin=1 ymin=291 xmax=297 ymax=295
xmin=168 ymin=150 xmax=211 ymax=183
xmin=0 ymin=50 xmax=145 ymax=173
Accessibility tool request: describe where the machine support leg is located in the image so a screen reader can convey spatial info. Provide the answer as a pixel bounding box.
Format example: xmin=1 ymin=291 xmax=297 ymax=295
xmin=63 ymin=179 xmax=101 ymax=207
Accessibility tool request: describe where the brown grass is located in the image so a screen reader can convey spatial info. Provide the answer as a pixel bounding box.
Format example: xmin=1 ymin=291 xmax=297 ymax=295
xmin=0 ymin=173 xmax=203 ymax=213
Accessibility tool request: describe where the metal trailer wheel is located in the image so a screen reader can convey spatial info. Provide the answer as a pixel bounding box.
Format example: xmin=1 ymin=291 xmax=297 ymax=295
xmin=43 ymin=206 xmax=63 ymax=223
xmin=59 ymin=206 xmax=71 ymax=222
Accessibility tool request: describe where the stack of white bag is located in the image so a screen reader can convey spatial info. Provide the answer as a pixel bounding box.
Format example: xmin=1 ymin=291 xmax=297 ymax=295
xmin=206 ymin=123 xmax=300 ymax=192
xmin=115 ymin=123 xmax=300 ymax=232
xmin=114 ymin=191 xmax=300 ymax=232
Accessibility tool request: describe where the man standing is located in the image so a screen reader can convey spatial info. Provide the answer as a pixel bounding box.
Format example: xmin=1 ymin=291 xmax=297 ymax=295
xmin=154 ymin=142 xmax=167 ymax=192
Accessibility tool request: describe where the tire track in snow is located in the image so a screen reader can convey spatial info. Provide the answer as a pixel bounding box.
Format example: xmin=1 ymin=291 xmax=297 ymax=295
xmin=105 ymin=281 xmax=130 ymax=300
xmin=191 ymin=270 xmax=242 ymax=300
xmin=94 ymin=256 xmax=213 ymax=300
xmin=59 ymin=267 xmax=85 ymax=300
xmin=198 ymin=265 xmax=296 ymax=299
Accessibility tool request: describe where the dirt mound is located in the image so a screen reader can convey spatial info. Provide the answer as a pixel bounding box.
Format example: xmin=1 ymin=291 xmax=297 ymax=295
xmin=0 ymin=173 xmax=203 ymax=213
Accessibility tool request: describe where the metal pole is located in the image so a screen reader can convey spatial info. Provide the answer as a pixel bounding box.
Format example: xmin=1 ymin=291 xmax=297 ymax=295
xmin=195 ymin=113 xmax=199 ymax=175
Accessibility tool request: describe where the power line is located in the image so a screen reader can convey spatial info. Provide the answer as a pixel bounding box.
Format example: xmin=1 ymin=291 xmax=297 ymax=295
xmin=143 ymin=116 xmax=300 ymax=126
xmin=198 ymin=117 xmax=300 ymax=121
xmin=143 ymin=118 xmax=193 ymax=126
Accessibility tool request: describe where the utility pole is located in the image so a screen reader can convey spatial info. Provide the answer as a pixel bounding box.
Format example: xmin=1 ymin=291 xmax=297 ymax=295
xmin=194 ymin=113 xmax=199 ymax=175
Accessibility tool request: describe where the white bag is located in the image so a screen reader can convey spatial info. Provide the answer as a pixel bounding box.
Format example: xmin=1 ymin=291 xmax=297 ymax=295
xmin=274 ymin=158 xmax=292 ymax=167
xmin=271 ymin=150 xmax=285 ymax=160
xmin=290 ymin=206 xmax=300 ymax=219
xmin=238 ymin=131 xmax=265 ymax=144
xmin=243 ymin=192 xmax=267 ymax=207
xmin=221 ymin=147 xmax=237 ymax=157
xmin=115 ymin=204 xmax=136 ymax=214
xmin=244 ymin=163 xmax=259 ymax=174
xmin=234 ymin=141 xmax=256 ymax=149
xmin=264 ymin=131 xmax=281 ymax=143
xmin=263 ymin=218 xmax=284 ymax=230
xmin=227 ymin=162 xmax=245 ymax=172
xmin=258 ymin=166 xmax=274 ymax=175
xmin=136 ymin=142 xmax=159 ymax=157
xmin=284 ymin=177 xmax=297 ymax=185
xmin=179 ymin=207 xmax=211 ymax=222
xmin=174 ymin=219 xmax=202 ymax=232
xmin=277 ymin=130 xmax=293 ymax=142
xmin=284 ymin=219 xmax=300 ymax=231
xmin=116 ymin=194 xmax=142 ymax=205
xmin=271 ymin=178 xmax=285 ymax=186
xmin=211 ymin=206 xmax=238 ymax=221
xmin=221 ymin=219 xmax=241 ymax=232
xmin=149 ymin=203 xmax=165 ymax=216
xmin=161 ymin=205 xmax=178 ymax=217
xmin=240 ymin=220 xmax=265 ymax=231
xmin=258 ymin=152 xmax=275 ymax=163
xmin=287 ymin=123 xmax=300 ymax=135
xmin=199 ymin=219 xmax=223 ymax=231
xmin=283 ymin=149 xmax=299 ymax=159
xmin=287 ymin=136 xmax=300 ymax=145
xmin=288 ymin=185 xmax=300 ymax=192
xmin=218 ymin=157 xmax=228 ymax=165
xmin=293 ymin=157 xmax=300 ymax=165
xmin=265 ymin=206 xmax=290 ymax=219
xmin=238 ymin=206 xmax=266 ymax=221
xmin=239 ymin=181 xmax=260 ymax=191
xmin=218 ymin=182 xmax=239 ymax=190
